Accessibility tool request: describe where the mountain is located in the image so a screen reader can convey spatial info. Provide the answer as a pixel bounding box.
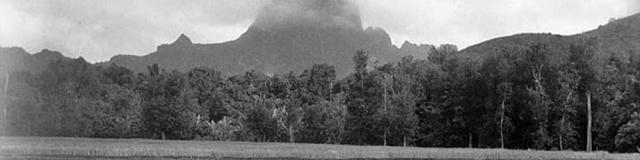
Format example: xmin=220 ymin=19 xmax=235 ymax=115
xmin=458 ymin=13 xmax=640 ymax=65
xmin=0 ymin=47 xmax=70 ymax=74
xmin=104 ymin=0 xmax=432 ymax=76
xmin=8 ymin=1 xmax=636 ymax=76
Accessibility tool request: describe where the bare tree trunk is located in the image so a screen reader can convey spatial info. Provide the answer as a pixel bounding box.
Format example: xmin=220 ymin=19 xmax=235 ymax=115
xmin=1 ymin=72 xmax=8 ymax=136
xmin=500 ymin=98 xmax=506 ymax=148
xmin=328 ymin=82 xmax=333 ymax=99
xmin=383 ymin=130 xmax=387 ymax=146
xmin=3 ymin=72 xmax=8 ymax=118
xmin=403 ymin=136 xmax=407 ymax=147
xmin=559 ymin=92 xmax=571 ymax=150
xmin=27 ymin=120 xmax=31 ymax=136
xmin=586 ymin=92 xmax=592 ymax=152
xmin=468 ymin=132 xmax=473 ymax=148
xmin=587 ymin=91 xmax=593 ymax=152
xmin=559 ymin=115 xmax=564 ymax=150
xmin=383 ymin=77 xmax=388 ymax=146
xmin=288 ymin=125 xmax=294 ymax=143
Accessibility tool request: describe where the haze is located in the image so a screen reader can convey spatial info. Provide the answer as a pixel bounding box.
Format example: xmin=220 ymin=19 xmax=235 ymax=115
xmin=0 ymin=0 xmax=638 ymax=62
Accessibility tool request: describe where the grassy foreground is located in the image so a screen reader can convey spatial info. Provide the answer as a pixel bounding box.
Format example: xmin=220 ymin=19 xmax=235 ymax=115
xmin=0 ymin=137 xmax=638 ymax=160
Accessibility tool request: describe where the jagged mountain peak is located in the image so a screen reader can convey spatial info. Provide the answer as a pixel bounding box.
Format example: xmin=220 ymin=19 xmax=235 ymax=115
xmin=399 ymin=41 xmax=435 ymax=60
xmin=401 ymin=41 xmax=417 ymax=48
xmin=34 ymin=49 xmax=64 ymax=59
xmin=172 ymin=34 xmax=193 ymax=45
xmin=154 ymin=34 xmax=195 ymax=54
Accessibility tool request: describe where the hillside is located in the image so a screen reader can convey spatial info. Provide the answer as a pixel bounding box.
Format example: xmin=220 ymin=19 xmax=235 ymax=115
xmin=0 ymin=47 xmax=70 ymax=74
xmin=458 ymin=13 xmax=640 ymax=65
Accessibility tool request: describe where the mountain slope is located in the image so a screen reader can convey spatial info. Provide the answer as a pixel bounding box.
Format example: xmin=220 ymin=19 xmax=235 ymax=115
xmin=0 ymin=47 xmax=70 ymax=74
xmin=458 ymin=13 xmax=640 ymax=65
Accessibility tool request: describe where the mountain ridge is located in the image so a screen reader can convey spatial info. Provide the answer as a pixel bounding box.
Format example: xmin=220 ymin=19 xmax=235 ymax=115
xmin=0 ymin=47 xmax=70 ymax=74
xmin=102 ymin=0 xmax=429 ymax=76
xmin=457 ymin=13 xmax=640 ymax=65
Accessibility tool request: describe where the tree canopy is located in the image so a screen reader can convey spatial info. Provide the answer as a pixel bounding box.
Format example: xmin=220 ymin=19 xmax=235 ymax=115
xmin=2 ymin=39 xmax=640 ymax=152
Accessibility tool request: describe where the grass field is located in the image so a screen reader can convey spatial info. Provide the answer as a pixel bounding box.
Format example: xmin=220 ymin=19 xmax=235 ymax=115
xmin=0 ymin=137 xmax=638 ymax=160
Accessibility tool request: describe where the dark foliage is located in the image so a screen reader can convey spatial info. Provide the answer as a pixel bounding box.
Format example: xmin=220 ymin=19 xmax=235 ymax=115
xmin=2 ymin=40 xmax=640 ymax=153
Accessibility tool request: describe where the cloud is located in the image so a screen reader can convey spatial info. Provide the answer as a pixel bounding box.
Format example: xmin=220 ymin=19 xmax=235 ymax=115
xmin=355 ymin=0 xmax=639 ymax=49
xmin=252 ymin=0 xmax=362 ymax=30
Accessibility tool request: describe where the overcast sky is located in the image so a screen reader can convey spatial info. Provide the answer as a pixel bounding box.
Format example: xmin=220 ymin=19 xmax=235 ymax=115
xmin=1 ymin=0 xmax=638 ymax=62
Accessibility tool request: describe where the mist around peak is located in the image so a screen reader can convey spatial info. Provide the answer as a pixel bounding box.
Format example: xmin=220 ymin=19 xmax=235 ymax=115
xmin=251 ymin=0 xmax=363 ymax=30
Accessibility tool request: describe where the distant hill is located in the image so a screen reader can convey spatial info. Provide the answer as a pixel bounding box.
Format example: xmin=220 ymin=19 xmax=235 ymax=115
xmin=103 ymin=0 xmax=433 ymax=76
xmin=0 ymin=47 xmax=70 ymax=74
xmin=458 ymin=13 xmax=640 ymax=65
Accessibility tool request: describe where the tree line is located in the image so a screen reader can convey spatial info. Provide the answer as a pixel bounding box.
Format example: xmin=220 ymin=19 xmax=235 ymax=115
xmin=1 ymin=39 xmax=640 ymax=152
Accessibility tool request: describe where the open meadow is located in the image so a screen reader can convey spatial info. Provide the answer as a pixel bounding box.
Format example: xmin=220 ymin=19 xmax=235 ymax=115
xmin=0 ymin=137 xmax=638 ymax=160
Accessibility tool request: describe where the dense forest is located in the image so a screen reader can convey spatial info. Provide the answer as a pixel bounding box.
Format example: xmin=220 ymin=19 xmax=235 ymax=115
xmin=1 ymin=38 xmax=640 ymax=153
